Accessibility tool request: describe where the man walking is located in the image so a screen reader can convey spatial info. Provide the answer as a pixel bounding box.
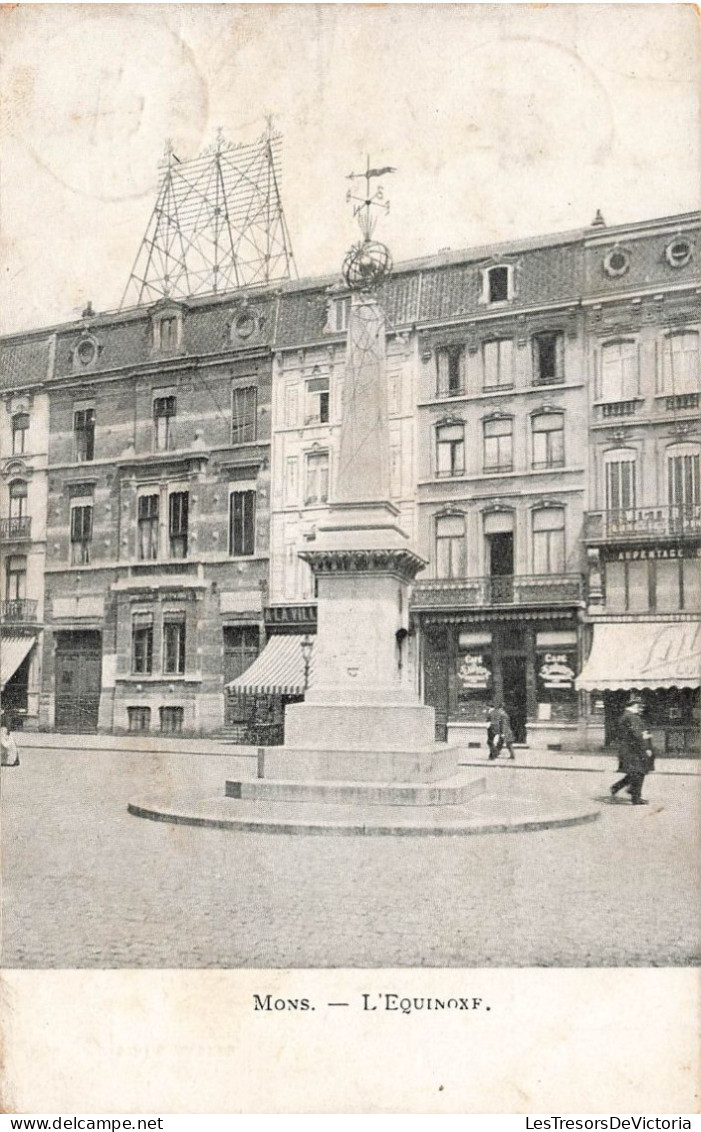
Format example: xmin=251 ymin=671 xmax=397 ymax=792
xmin=486 ymin=700 xmax=516 ymax=760
xmin=610 ymin=693 xmax=654 ymax=805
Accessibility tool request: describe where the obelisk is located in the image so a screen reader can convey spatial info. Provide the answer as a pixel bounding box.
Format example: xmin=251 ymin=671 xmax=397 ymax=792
xmin=261 ymin=163 xmax=456 ymax=783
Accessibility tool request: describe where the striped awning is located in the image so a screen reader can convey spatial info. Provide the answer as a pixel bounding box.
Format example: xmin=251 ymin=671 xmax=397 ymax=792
xmin=227 ymin=634 xmax=315 ymax=696
xmin=0 ymin=635 xmax=34 ymax=688
xmin=576 ymin=621 xmax=700 ymax=692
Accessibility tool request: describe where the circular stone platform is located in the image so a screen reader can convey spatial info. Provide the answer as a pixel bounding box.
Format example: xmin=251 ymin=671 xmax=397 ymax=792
xmin=128 ymin=791 xmax=600 ymax=836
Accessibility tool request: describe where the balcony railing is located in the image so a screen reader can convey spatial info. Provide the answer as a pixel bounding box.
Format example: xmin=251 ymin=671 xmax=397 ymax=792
xmin=0 ymin=599 xmax=38 ymax=623
xmin=411 ymin=574 xmax=583 ymax=611
xmin=665 ymin=393 xmax=699 ymax=412
xmin=585 ymin=505 xmax=701 ymax=542
xmin=0 ymin=516 xmax=32 ymax=540
xmin=599 ymin=399 xmax=641 ymax=419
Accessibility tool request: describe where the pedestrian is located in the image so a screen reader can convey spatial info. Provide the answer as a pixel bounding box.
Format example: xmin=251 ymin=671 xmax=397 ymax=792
xmin=610 ymin=693 xmax=654 ymax=805
xmin=486 ymin=699 xmax=516 ymax=760
xmin=0 ymin=723 xmax=20 ymax=767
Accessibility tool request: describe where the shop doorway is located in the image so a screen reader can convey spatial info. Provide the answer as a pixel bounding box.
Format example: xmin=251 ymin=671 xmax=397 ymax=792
xmin=501 ymin=654 xmax=528 ymax=742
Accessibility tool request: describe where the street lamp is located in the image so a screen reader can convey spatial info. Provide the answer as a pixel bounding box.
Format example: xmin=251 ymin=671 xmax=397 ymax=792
xmin=300 ymin=635 xmax=313 ymax=694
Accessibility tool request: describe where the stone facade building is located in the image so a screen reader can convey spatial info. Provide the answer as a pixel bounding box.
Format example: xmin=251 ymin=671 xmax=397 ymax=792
xmin=578 ymin=213 xmax=700 ymax=754
xmin=39 ymin=294 xmax=275 ymax=735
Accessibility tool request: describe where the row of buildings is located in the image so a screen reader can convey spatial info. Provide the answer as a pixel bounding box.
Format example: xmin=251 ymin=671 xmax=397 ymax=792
xmin=1 ymin=209 xmax=699 ymax=753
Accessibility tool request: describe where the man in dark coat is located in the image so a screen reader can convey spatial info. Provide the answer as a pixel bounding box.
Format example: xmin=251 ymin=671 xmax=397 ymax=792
xmin=486 ymin=700 xmax=516 ymax=760
xmin=610 ymin=693 xmax=654 ymax=805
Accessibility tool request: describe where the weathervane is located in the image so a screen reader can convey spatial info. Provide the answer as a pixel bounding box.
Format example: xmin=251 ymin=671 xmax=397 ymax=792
xmin=342 ymin=156 xmax=395 ymax=292
xmin=346 ymin=156 xmax=395 ymax=241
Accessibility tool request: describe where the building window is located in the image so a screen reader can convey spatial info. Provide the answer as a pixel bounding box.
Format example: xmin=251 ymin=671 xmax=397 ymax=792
xmin=483 ymin=417 xmax=513 ymax=473
xmin=305 ymin=451 xmax=329 ymax=504
xmin=168 ymin=492 xmax=188 ymax=558
xmin=603 ymin=247 xmax=630 ymax=278
xmin=137 ymin=494 xmax=159 ymax=560
xmin=223 ymin=626 xmax=260 ymax=680
xmin=483 ymin=338 xmax=513 ymax=389
xmin=532 ymin=412 xmax=564 ymax=469
xmin=74 ymin=408 xmax=95 ymax=462
xmin=435 ymin=514 xmax=466 ymax=578
xmin=665 ymin=238 xmax=693 ymax=268
xmin=131 ymin=614 xmax=153 ymax=675
xmin=128 ymin=707 xmax=151 ymax=732
xmin=8 ymin=480 xmax=28 ymax=519
xmin=486 ymin=266 xmax=510 ymax=304
xmin=154 ymin=396 xmax=176 ymax=451
xmin=70 ymin=503 xmax=93 ymax=565
xmin=159 ymin=706 xmax=184 ymax=734
xmin=605 ymin=451 xmax=637 ymax=512
xmin=600 ymin=341 xmax=638 ymax=402
xmin=668 ymin=447 xmax=700 ymax=517
xmin=305 ymin=375 xmax=330 ymax=424
xmin=159 ymin=316 xmax=178 ymax=351
xmin=436 ymin=422 xmax=465 ymax=477
xmin=232 ymin=386 xmax=257 ymax=444
xmin=229 ymin=490 xmax=256 ymax=556
xmin=532 ymin=508 xmax=565 ymax=574
xmin=533 ymin=332 xmax=564 ymax=385
xmin=5 ymin=555 xmax=26 ymax=601
xmin=436 ymin=346 xmax=466 ymax=397
xmin=661 ymin=332 xmax=700 ymax=395
xmin=328 ymin=296 xmax=350 ymax=332
xmin=163 ymin=616 xmax=186 ymax=675
xmin=11 ymin=413 xmax=29 ymax=455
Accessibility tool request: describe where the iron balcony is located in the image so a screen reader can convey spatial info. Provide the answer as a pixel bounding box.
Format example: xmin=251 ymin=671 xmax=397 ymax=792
xmin=410 ymin=574 xmax=583 ymax=610
xmin=0 ymin=516 xmax=32 ymax=541
xmin=0 ymin=599 xmax=39 ymax=624
xmin=585 ymin=505 xmax=701 ymax=543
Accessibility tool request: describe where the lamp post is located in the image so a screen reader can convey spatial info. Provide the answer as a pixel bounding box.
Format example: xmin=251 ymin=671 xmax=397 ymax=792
xmin=300 ymin=635 xmax=313 ymax=694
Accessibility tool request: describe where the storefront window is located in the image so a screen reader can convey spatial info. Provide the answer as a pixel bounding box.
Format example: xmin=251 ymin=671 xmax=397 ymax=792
xmin=455 ymin=631 xmax=492 ymax=722
xmin=535 ymin=631 xmax=578 ymax=722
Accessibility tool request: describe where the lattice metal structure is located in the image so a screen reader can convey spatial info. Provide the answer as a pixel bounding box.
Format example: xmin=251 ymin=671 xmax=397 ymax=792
xmin=121 ymin=124 xmax=296 ymax=308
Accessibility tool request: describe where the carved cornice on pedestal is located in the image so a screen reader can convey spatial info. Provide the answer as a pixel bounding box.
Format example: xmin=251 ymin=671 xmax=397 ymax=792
xmin=299 ymin=546 xmax=427 ymax=583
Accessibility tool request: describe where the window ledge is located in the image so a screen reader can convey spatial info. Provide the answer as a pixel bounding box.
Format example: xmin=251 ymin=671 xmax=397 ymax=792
xmin=118 ymin=674 xmax=203 ymax=684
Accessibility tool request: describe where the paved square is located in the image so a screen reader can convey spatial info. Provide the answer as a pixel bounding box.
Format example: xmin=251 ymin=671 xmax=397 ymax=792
xmin=1 ymin=748 xmax=698 ymax=967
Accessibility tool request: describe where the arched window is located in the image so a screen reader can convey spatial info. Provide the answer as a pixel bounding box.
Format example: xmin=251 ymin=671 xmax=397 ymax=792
xmin=531 ymin=411 xmax=564 ymax=469
xmin=435 ymin=513 xmax=466 ymax=579
xmin=8 ymin=480 xmax=28 ymax=519
xmin=532 ymin=507 xmax=565 ymax=574
xmin=604 ymin=448 xmax=637 ymax=513
xmin=600 ymin=340 xmax=638 ymax=402
xmin=661 ymin=331 xmax=699 ymax=395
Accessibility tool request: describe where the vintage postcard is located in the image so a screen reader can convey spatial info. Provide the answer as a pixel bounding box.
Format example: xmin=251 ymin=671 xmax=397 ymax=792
xmin=0 ymin=3 xmax=699 ymax=1115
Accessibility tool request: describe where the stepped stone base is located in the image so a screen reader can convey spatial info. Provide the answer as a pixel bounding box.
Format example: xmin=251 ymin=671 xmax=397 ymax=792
xmin=226 ymin=771 xmax=486 ymax=807
xmin=258 ymin=744 xmax=459 ymax=783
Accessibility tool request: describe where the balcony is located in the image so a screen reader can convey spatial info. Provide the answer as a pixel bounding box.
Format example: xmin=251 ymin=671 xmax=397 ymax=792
xmin=411 ymin=574 xmax=583 ymax=611
xmin=0 ymin=516 xmax=32 ymax=541
xmin=599 ymin=399 xmax=641 ymax=419
xmin=0 ymin=599 xmax=38 ymax=624
xmin=585 ymin=506 xmax=701 ymax=543
xmin=665 ymin=393 xmax=699 ymax=412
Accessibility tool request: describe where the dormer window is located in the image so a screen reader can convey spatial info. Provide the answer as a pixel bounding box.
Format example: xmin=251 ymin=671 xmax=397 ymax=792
xmin=488 ymin=267 xmax=509 ymax=303
xmin=152 ymin=307 xmax=183 ymax=352
xmin=71 ymin=333 xmax=100 ymax=372
xmin=326 ymin=295 xmax=350 ymax=333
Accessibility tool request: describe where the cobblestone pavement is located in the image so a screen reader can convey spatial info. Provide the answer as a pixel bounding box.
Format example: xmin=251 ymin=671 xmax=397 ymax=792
xmin=1 ymin=748 xmax=698 ymax=968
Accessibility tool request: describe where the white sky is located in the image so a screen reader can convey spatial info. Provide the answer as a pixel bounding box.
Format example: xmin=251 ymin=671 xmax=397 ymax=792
xmin=1 ymin=4 xmax=699 ymax=334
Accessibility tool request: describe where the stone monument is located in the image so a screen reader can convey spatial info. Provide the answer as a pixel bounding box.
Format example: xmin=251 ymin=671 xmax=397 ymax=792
xmin=254 ymin=163 xmax=469 ymax=793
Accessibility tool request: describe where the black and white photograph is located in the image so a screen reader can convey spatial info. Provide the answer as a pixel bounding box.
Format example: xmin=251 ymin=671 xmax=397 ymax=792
xmin=0 ymin=2 xmax=698 ymax=1114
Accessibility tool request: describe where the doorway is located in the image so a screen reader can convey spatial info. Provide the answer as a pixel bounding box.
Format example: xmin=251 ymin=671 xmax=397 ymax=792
xmin=488 ymin=532 xmax=514 ymax=603
xmin=501 ymin=654 xmax=528 ymax=743
xmin=54 ymin=631 xmax=102 ymax=732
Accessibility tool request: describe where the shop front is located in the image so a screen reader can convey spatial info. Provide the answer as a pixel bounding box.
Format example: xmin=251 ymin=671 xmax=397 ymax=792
xmin=421 ymin=612 xmax=584 ymax=750
xmin=577 ymin=620 xmax=700 ymax=755
xmin=226 ymin=632 xmax=315 ymax=745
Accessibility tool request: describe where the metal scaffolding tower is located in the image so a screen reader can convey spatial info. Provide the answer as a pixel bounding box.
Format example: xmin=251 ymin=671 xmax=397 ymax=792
xmin=121 ymin=123 xmax=296 ymax=307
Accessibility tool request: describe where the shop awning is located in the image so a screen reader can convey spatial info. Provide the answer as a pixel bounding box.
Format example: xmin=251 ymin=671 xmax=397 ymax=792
xmin=576 ymin=621 xmax=701 ymax=691
xmin=226 ymin=634 xmax=315 ymax=696
xmin=0 ymin=635 xmax=34 ymax=688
